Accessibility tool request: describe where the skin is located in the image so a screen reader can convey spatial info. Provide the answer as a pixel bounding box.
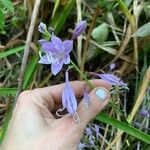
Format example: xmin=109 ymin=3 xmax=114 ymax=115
xmin=0 ymin=79 xmax=111 ymax=150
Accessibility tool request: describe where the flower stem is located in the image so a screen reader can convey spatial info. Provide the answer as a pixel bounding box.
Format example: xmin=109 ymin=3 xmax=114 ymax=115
xmin=70 ymin=60 xmax=95 ymax=89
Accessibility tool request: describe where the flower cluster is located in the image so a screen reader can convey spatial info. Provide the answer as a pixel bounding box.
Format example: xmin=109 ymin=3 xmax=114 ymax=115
xmin=38 ymin=21 xmax=87 ymax=118
xmin=38 ymin=21 xmax=128 ymax=123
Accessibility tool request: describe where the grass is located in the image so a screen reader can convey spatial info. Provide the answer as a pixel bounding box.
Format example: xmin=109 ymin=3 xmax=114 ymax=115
xmin=0 ymin=0 xmax=150 ymax=149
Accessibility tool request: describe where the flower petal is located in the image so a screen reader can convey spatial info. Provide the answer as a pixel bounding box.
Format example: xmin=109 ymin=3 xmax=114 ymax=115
xmin=51 ymin=35 xmax=63 ymax=50
xmin=51 ymin=61 xmax=63 ymax=75
xmin=66 ymin=85 xmax=77 ymax=115
xmin=98 ymin=73 xmax=127 ymax=86
xmin=42 ymin=42 xmax=56 ymax=53
xmin=72 ymin=20 xmax=87 ymax=39
xmin=38 ymin=55 xmax=51 ymax=64
xmin=63 ymin=54 xmax=70 ymax=64
xmin=63 ymin=40 xmax=73 ymax=53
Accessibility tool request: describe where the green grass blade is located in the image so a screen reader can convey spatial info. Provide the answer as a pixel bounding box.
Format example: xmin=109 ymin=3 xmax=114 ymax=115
xmin=0 ymin=88 xmax=17 ymax=96
xmin=51 ymin=0 xmax=60 ymax=19
xmin=96 ymin=113 xmax=150 ymax=144
xmin=23 ymin=55 xmax=39 ymax=90
xmin=50 ymin=0 xmax=75 ymax=34
xmin=0 ymin=104 xmax=13 ymax=145
xmin=0 ymin=46 xmax=25 ymax=59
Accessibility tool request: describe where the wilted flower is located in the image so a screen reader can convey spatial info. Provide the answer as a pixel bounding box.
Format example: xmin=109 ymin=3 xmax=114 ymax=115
xmin=72 ymin=20 xmax=87 ymax=40
xmin=38 ymin=35 xmax=73 ymax=75
xmin=94 ymin=73 xmax=127 ymax=87
xmin=61 ymin=70 xmax=77 ymax=116
xmin=38 ymin=22 xmax=47 ymax=33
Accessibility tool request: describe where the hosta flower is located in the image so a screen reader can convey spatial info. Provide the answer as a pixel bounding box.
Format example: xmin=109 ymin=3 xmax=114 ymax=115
xmin=38 ymin=35 xmax=73 ymax=75
xmin=72 ymin=20 xmax=87 ymax=40
xmin=62 ymin=70 xmax=77 ymax=116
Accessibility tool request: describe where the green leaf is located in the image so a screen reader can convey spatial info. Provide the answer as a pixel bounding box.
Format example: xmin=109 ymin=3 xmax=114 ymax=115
xmin=0 ymin=9 xmax=4 ymax=29
xmin=0 ymin=46 xmax=25 ymax=59
xmin=1 ymin=0 xmax=14 ymax=12
xmin=133 ymin=22 xmax=150 ymax=37
xmin=92 ymin=23 xmax=108 ymax=43
xmin=50 ymin=0 xmax=75 ymax=34
xmin=23 ymin=55 xmax=39 ymax=90
xmin=0 ymin=88 xmax=17 ymax=96
xmin=0 ymin=104 xmax=13 ymax=145
xmin=96 ymin=113 xmax=150 ymax=144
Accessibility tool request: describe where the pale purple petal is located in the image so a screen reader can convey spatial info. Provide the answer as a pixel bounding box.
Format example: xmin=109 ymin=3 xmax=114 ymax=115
xmin=51 ymin=61 xmax=63 ymax=75
xmin=63 ymin=54 xmax=70 ymax=64
xmin=78 ymin=142 xmax=85 ymax=150
xmin=66 ymin=85 xmax=77 ymax=115
xmin=42 ymin=42 xmax=56 ymax=53
xmin=86 ymin=127 xmax=92 ymax=136
xmin=72 ymin=20 xmax=87 ymax=40
xmin=51 ymin=35 xmax=63 ymax=50
xmin=63 ymin=70 xmax=77 ymax=116
xmin=95 ymin=124 xmax=100 ymax=139
xmin=83 ymin=86 xmax=90 ymax=106
xmin=98 ymin=73 xmax=127 ymax=86
xmin=63 ymin=40 xmax=73 ymax=53
xmin=38 ymin=55 xmax=51 ymax=64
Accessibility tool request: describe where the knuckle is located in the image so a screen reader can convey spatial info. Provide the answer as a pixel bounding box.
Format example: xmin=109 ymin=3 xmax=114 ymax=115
xmin=17 ymin=90 xmax=32 ymax=105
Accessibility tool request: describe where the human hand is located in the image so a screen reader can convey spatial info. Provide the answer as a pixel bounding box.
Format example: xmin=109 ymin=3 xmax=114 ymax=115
xmin=1 ymin=80 xmax=111 ymax=150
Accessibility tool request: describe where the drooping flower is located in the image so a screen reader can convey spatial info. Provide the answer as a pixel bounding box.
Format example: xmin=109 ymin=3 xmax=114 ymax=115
xmin=61 ymin=70 xmax=78 ymax=116
xmin=91 ymin=72 xmax=127 ymax=87
xmin=38 ymin=35 xmax=73 ymax=75
xmin=72 ymin=20 xmax=87 ymax=40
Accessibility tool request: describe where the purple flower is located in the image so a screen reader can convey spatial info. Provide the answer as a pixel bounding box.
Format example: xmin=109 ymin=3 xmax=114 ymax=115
xmin=94 ymin=124 xmax=100 ymax=139
xmin=38 ymin=35 xmax=73 ymax=75
xmin=62 ymin=70 xmax=77 ymax=116
xmin=38 ymin=22 xmax=47 ymax=33
xmin=86 ymin=127 xmax=92 ymax=136
xmin=97 ymin=73 xmax=127 ymax=86
xmin=139 ymin=108 xmax=149 ymax=117
xmin=83 ymin=86 xmax=90 ymax=107
xmin=78 ymin=142 xmax=85 ymax=150
xmin=72 ymin=20 xmax=87 ymax=40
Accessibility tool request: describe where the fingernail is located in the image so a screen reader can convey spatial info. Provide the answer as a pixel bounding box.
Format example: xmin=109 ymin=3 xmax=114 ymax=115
xmin=96 ymin=88 xmax=108 ymax=101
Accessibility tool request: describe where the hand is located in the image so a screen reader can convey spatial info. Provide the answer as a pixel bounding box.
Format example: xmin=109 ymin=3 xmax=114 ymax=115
xmin=1 ymin=80 xmax=111 ymax=150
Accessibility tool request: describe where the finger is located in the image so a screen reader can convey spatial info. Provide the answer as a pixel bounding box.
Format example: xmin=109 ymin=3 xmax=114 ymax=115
xmin=36 ymin=79 xmax=111 ymax=105
xmin=76 ymin=87 xmax=110 ymax=131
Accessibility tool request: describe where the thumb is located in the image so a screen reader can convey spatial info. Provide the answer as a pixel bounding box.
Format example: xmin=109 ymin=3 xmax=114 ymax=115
xmin=76 ymin=87 xmax=110 ymax=131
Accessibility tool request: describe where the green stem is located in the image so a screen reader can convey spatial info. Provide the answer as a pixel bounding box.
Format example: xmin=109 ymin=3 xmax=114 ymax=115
xmin=70 ymin=60 xmax=95 ymax=89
